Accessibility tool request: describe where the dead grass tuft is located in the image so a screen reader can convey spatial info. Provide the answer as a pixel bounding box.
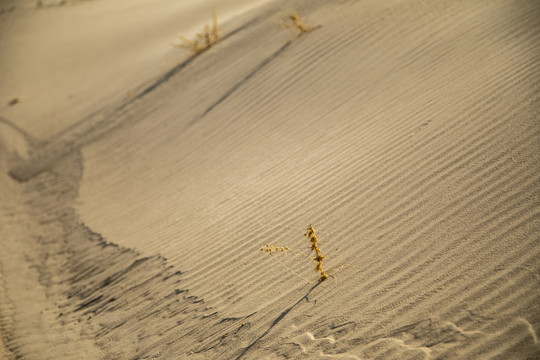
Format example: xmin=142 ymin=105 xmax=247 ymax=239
xmin=284 ymin=10 xmax=314 ymax=34
xmin=174 ymin=9 xmax=219 ymax=53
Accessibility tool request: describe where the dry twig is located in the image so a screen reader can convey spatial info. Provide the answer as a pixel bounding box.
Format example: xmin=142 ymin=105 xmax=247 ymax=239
xmin=260 ymin=224 xmax=329 ymax=282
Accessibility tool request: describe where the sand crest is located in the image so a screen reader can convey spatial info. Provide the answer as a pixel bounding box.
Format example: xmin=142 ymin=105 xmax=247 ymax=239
xmin=1 ymin=0 xmax=539 ymax=359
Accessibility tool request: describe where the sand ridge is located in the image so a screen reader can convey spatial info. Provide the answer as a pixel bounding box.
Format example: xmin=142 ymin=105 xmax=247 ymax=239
xmin=1 ymin=0 xmax=539 ymax=358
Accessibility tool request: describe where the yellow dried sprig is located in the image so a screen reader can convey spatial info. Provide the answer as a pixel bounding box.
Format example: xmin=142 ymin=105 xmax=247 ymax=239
xmin=285 ymin=10 xmax=314 ymax=34
xmin=260 ymin=243 xmax=290 ymax=254
xmin=175 ymin=9 xmax=219 ymax=53
xmin=260 ymin=225 xmax=329 ymax=282
xmin=305 ymin=224 xmax=328 ymax=281
xmin=260 ymin=241 xmax=307 ymax=281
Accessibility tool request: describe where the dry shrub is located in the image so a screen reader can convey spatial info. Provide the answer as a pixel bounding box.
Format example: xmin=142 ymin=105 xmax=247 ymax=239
xmin=175 ymin=9 xmax=219 ymax=53
xmin=284 ymin=10 xmax=314 ymax=34
xmin=261 ymin=224 xmax=329 ymax=282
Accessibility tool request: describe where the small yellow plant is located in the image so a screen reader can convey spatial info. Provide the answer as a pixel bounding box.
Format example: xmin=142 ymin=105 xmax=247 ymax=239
xmin=284 ymin=10 xmax=314 ymax=34
xmin=175 ymin=9 xmax=219 ymax=53
xmin=305 ymin=224 xmax=329 ymax=281
xmin=260 ymin=224 xmax=329 ymax=282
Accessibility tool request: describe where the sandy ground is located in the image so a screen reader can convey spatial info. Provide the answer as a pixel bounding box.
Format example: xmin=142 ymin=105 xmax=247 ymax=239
xmin=1 ymin=0 xmax=539 ymax=359
xmin=0 ymin=0 xmax=272 ymax=139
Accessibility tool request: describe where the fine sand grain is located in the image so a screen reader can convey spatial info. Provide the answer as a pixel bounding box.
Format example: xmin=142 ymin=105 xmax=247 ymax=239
xmin=1 ymin=0 xmax=539 ymax=359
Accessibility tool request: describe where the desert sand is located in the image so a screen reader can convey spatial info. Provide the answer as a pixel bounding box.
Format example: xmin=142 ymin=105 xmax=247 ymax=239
xmin=1 ymin=0 xmax=539 ymax=359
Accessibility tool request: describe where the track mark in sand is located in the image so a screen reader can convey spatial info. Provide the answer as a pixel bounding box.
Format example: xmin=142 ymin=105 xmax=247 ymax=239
xmin=191 ymin=41 xmax=292 ymax=126
xmin=0 ymin=117 xmax=38 ymax=149
xmin=235 ymin=282 xmax=320 ymax=360
xmin=292 ymin=331 xmax=361 ymax=359
xmin=137 ymin=15 xmax=263 ymax=102
xmin=49 ymin=16 xmax=262 ymax=144
xmin=351 ymin=315 xmax=540 ymax=358
xmin=6 ymin=17 xmax=262 ymax=183
xmin=345 ymin=318 xmax=483 ymax=359
xmin=362 ymin=338 xmax=431 ymax=360
xmin=517 ymin=317 xmax=538 ymax=344
xmin=1 ymin=145 xmax=253 ymax=358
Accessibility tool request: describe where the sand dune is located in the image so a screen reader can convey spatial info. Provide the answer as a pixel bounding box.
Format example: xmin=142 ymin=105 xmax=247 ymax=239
xmin=1 ymin=0 xmax=539 ymax=359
